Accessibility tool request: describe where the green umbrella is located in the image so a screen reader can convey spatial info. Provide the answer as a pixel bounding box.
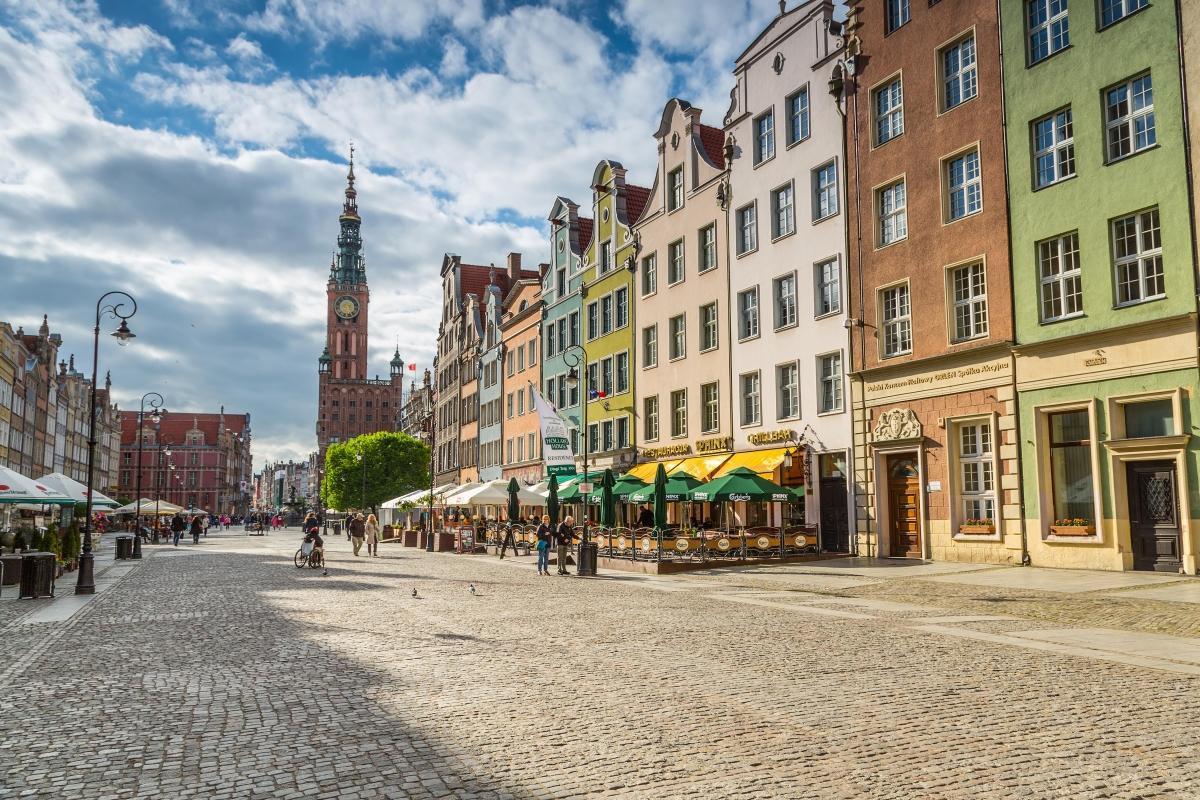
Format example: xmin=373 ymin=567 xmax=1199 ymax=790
xmin=628 ymin=471 xmax=702 ymax=504
xmin=652 ymin=463 xmax=668 ymax=531
xmin=611 ymin=474 xmax=648 ymax=498
xmin=689 ymin=467 xmax=795 ymax=502
xmin=547 ymin=475 xmax=560 ymax=527
xmin=506 ymin=477 xmax=521 ymax=522
xmin=599 ymin=469 xmax=616 ymax=528
xmin=556 ymin=471 xmax=601 ymax=502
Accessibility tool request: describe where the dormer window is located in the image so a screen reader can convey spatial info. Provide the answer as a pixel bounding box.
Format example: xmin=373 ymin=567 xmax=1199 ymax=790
xmin=667 ymin=167 xmax=684 ymax=211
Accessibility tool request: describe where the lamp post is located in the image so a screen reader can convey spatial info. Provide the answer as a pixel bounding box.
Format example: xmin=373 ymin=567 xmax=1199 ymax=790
xmin=356 ymin=451 xmax=367 ymax=513
xmin=78 ymin=291 xmax=136 ymax=595
xmin=422 ymin=393 xmax=436 ymax=553
xmin=132 ymin=393 xmax=165 ymax=560
xmin=562 ymin=347 xmax=589 ymax=529
xmin=154 ymin=442 xmax=173 ymax=541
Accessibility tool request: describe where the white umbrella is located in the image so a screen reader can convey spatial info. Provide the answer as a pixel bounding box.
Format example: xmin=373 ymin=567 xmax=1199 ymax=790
xmin=0 ymin=465 xmax=74 ymax=505
xmin=34 ymin=472 xmax=120 ymax=508
xmin=111 ymin=498 xmax=184 ymax=516
xmin=450 ymin=479 xmax=545 ymax=507
xmin=439 ymin=482 xmax=482 ymax=505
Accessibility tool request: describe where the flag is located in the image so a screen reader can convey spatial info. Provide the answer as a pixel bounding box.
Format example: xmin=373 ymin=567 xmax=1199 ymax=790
xmin=533 ymin=385 xmax=577 ymax=477
xmin=588 ymin=387 xmax=606 ymax=400
xmin=408 ymin=363 xmax=417 ymax=371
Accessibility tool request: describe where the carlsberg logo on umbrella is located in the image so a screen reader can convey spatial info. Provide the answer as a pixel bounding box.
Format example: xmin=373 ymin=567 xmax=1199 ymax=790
xmin=533 ymin=386 xmax=577 ymax=477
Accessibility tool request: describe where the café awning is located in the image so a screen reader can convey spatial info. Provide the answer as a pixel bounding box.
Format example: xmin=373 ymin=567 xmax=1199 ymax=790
xmin=669 ymin=454 xmax=732 ymax=482
xmin=626 ymin=459 xmax=683 ymax=483
xmin=709 ymin=447 xmax=794 ymax=479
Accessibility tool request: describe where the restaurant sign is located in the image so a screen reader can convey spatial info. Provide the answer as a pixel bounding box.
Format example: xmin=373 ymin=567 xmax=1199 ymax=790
xmin=641 ymin=443 xmax=692 ymax=459
xmin=747 ymin=429 xmax=795 ymax=446
xmin=695 ymin=436 xmax=733 ymax=454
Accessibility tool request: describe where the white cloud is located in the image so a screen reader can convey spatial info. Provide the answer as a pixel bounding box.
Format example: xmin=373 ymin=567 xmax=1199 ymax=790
xmin=225 ymin=33 xmax=266 ymax=63
xmin=246 ymin=0 xmax=485 ymax=46
xmin=439 ymin=37 xmax=468 ymax=79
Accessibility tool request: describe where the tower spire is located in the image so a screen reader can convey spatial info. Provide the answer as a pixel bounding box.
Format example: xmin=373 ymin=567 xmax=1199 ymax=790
xmin=332 ymin=142 xmax=365 ymax=285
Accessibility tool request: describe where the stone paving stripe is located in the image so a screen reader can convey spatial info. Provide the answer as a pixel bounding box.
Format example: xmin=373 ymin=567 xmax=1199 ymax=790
xmin=1103 ymin=581 xmax=1200 ymax=604
xmin=704 ymin=593 xmax=875 ymax=619
xmin=1010 ymin=627 xmax=1200 ymax=666
xmin=923 ymin=566 xmax=1187 ymax=594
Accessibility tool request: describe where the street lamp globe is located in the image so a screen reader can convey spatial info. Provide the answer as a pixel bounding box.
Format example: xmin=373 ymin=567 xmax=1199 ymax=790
xmin=112 ymin=319 xmax=136 ymax=346
xmin=565 ymin=366 xmax=579 ymax=388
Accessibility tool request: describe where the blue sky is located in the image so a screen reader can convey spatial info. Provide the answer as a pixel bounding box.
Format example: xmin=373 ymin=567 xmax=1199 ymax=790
xmin=0 ymin=0 xmax=780 ymax=468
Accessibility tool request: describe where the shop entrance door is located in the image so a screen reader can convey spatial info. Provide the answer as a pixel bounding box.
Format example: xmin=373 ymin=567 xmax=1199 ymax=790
xmin=1126 ymin=460 xmax=1182 ymax=572
xmin=819 ymin=453 xmax=850 ymax=553
xmin=886 ymin=454 xmax=922 ymax=558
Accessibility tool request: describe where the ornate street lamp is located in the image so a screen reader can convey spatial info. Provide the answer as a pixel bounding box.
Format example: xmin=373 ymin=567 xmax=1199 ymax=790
xmin=132 ymin=393 xmax=165 ymax=560
xmin=562 ymin=345 xmax=596 ymax=575
xmin=78 ymin=291 xmax=136 ymax=595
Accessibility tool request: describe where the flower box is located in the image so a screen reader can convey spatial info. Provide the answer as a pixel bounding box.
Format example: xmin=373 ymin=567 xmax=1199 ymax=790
xmin=1050 ymin=525 xmax=1095 ymax=537
xmin=958 ymin=524 xmax=995 ymax=535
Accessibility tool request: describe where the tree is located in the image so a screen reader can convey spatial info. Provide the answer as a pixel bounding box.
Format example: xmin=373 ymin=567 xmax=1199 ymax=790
xmin=322 ymin=431 xmax=430 ymax=513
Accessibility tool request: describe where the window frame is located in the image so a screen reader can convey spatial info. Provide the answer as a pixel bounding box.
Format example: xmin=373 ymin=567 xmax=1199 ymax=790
xmin=775 ymin=361 xmax=800 ymax=421
xmin=951 ymin=416 xmax=999 ymax=538
xmin=1098 ymin=0 xmax=1149 ymax=29
xmin=670 ymin=388 xmax=688 ymax=439
xmin=700 ymin=381 xmax=720 ymax=434
xmin=885 ymin=0 xmax=910 ymax=33
xmin=740 ymin=371 xmax=762 ymax=427
xmin=876 ymin=177 xmax=908 ymax=247
xmin=667 ymin=166 xmax=684 ymax=212
xmin=643 ymin=324 xmax=658 ymax=369
xmin=1104 ymin=72 xmax=1156 ymax=164
xmin=1026 ymin=0 xmax=1070 ymax=66
xmin=812 ymin=160 xmax=839 ymax=222
xmin=698 ymin=223 xmax=718 ymax=273
xmin=880 ymin=281 xmax=913 ymax=358
xmin=736 ymin=201 xmax=758 ymax=256
xmin=667 ymin=239 xmax=686 ymax=286
xmin=753 ymin=108 xmax=776 ymax=165
xmin=771 ymin=180 xmax=796 ymax=240
xmin=785 ymin=85 xmax=810 ymax=147
xmin=872 ymin=74 xmax=904 ymax=147
xmin=814 ymin=257 xmax=842 ymax=318
xmin=1037 ymin=231 xmax=1083 ymax=323
xmin=668 ymin=314 xmax=687 ymax=362
xmin=738 ymin=286 xmax=760 ymax=342
xmin=1111 ymin=206 xmax=1164 ymax=307
xmin=943 ymin=146 xmax=983 ymax=223
xmin=1031 ymin=106 xmax=1075 ymax=190
xmin=948 ymin=260 xmax=989 ymax=343
xmin=817 ymin=351 xmax=844 ymax=415
xmin=641 ymin=252 xmax=657 ymax=297
xmin=644 ymin=395 xmax=660 ymax=442
xmin=772 ymin=271 xmax=798 ymax=331
xmin=699 ymin=301 xmax=719 ymax=353
xmin=939 ymin=31 xmax=978 ymax=113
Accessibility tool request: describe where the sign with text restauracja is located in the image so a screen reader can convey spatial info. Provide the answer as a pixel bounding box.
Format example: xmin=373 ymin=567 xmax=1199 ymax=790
xmin=641 ymin=443 xmax=692 ymax=460
xmin=533 ymin=386 xmax=577 ymax=477
xmin=747 ymin=429 xmax=795 ymax=446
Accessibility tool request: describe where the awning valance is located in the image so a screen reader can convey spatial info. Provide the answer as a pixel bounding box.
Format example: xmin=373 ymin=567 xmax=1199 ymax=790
xmin=710 ymin=447 xmax=793 ymax=479
xmin=626 ymin=459 xmax=683 ymax=483
xmin=669 ymin=454 xmax=732 ymax=481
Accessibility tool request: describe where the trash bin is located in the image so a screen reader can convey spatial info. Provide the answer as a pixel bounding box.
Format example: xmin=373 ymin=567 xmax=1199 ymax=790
xmin=0 ymin=553 xmax=21 ymax=586
xmin=333 ymin=522 xmax=342 ymax=539
xmin=577 ymin=541 xmax=598 ymax=576
xmin=19 ymin=551 xmax=55 ymax=599
xmin=115 ymin=534 xmax=135 ymax=560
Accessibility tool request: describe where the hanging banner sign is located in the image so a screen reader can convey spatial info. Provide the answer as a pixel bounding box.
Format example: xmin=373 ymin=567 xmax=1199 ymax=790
xmin=533 ymin=386 xmax=577 ymax=477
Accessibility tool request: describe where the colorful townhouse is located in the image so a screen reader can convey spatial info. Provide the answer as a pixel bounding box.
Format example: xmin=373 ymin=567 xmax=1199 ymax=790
xmin=846 ymin=0 xmax=1022 ymax=563
xmin=500 ymin=255 xmax=545 ymax=486
xmin=457 ymin=294 xmax=482 ymax=486
xmin=725 ymin=0 xmax=853 ymax=547
xmin=580 ymin=161 xmax=650 ymax=476
xmin=478 ymin=279 xmax=505 ymax=482
xmin=630 ymin=99 xmax=732 ymax=493
xmin=543 ymin=198 xmax=591 ymax=465
xmin=1002 ymin=0 xmax=1200 ymax=574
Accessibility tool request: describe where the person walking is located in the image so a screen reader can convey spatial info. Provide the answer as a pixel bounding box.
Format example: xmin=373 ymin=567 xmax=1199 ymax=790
xmin=555 ymin=515 xmax=575 ymax=576
xmin=189 ymin=514 xmax=203 ymax=545
xmin=171 ymin=511 xmax=186 ymax=547
xmin=637 ymin=504 xmax=654 ymax=528
xmin=201 ymin=514 xmax=210 ymax=538
xmin=349 ymin=512 xmax=366 ymax=556
xmin=365 ymin=513 xmax=381 ymax=557
xmin=535 ymin=514 xmax=552 ymax=575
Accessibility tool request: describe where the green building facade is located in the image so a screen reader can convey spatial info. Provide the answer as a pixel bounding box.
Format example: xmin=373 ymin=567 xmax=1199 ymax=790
xmin=1002 ymin=0 xmax=1199 ymax=573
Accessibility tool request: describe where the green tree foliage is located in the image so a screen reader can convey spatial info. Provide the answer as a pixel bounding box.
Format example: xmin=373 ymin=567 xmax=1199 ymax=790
xmin=321 ymin=431 xmax=429 ymax=513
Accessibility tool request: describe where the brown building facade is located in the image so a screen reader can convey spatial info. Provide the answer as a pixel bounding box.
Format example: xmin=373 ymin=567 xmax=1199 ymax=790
xmin=847 ymin=0 xmax=1022 ymax=564
xmin=500 ymin=261 xmax=544 ymax=485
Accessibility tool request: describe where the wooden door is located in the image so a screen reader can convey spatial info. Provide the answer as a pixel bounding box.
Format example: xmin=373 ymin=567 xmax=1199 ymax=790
xmin=819 ymin=474 xmax=849 ymax=552
xmin=1127 ymin=460 xmax=1182 ymax=572
xmin=887 ymin=455 xmax=922 ymax=558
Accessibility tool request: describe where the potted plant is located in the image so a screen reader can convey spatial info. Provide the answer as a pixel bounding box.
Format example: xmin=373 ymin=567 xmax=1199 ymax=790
xmin=958 ymin=517 xmax=995 ymax=535
xmin=1050 ymin=517 xmax=1095 ymax=536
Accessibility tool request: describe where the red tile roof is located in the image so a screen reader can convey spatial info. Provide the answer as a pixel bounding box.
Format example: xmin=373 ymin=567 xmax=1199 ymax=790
xmin=120 ymin=411 xmax=249 ymax=446
xmin=577 ymin=217 xmax=593 ymax=250
xmin=625 ymin=185 xmax=651 ymax=224
xmin=459 ymin=263 xmax=506 ymax=301
xmin=698 ymin=124 xmax=726 ymax=169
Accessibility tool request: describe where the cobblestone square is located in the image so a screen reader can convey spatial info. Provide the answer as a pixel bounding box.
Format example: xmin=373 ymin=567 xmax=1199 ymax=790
xmin=2 ymin=532 xmax=1199 ymax=799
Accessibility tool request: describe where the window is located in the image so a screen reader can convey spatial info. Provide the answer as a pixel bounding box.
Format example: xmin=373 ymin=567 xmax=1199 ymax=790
xmin=878 ymin=180 xmax=907 ymax=246
xmin=699 ymin=224 xmax=717 ymax=271
xmin=670 ymin=390 xmax=687 ymax=438
xmin=874 ymin=78 xmax=903 ymax=145
xmin=506 ymin=393 xmax=513 ymax=418
xmin=736 ymin=203 xmax=757 ymax=255
xmin=1113 ymin=208 xmax=1164 ymax=306
xmin=754 ymin=109 xmax=775 ymax=164
xmin=517 ymin=347 xmax=525 ymax=371
xmin=557 ymin=318 xmax=567 ymax=352
xmin=587 ymin=363 xmax=599 ymax=399
xmin=602 ymin=420 xmax=614 ymax=452
xmin=600 ymin=240 xmax=613 ymax=273
xmin=517 ymin=436 xmax=524 ymax=462
xmin=1027 ymin=0 xmax=1069 ymax=64
xmin=528 ymin=339 xmax=537 ymax=366
xmin=815 ymin=259 xmax=841 ymax=317
xmin=951 ymin=262 xmax=989 ymax=341
xmin=600 ymin=357 xmax=614 ymax=396
xmin=818 ymin=353 xmax=843 ymax=414
xmin=1033 ymin=108 xmax=1074 ymax=188
xmin=958 ymin=422 xmax=995 ymax=523
xmin=588 ymin=424 xmax=599 ymax=455
xmin=881 ymin=284 xmax=912 ymax=357
xmin=600 ymin=294 xmax=613 ymax=335
xmin=813 ymin=162 xmax=838 ymax=221
xmin=700 ymin=303 xmax=718 ymax=352
xmin=667 ymin=167 xmax=684 ymax=211
xmin=644 ymin=396 xmax=660 ymax=440
xmin=942 ymin=36 xmax=977 ymax=110
xmin=773 ymin=273 xmax=797 ymax=330
xmin=667 ymin=240 xmax=685 ymax=285
xmin=886 ymin=0 xmax=909 ymax=32
xmin=643 ymin=325 xmax=658 ymax=368
xmin=615 ymin=287 xmax=629 ymax=330
xmin=586 ymin=302 xmax=598 ymax=340
xmin=741 ymin=372 xmax=761 ymax=426
xmin=1038 ymin=232 xmax=1083 ymax=322
xmin=738 ymin=287 xmax=760 ymax=340
xmin=1124 ymin=398 xmax=1173 ymax=438
xmin=947 ymin=150 xmax=982 ymax=221
xmin=669 ymin=315 xmax=686 ymax=360
xmin=641 ymin=253 xmax=657 ymax=296
xmin=1048 ymin=410 xmax=1095 ymax=523
xmin=701 ymin=382 xmax=719 ymax=433
xmin=556 ymin=267 xmax=566 ymax=298
xmin=776 ymin=362 xmax=799 ymax=420
xmin=615 ymin=352 xmax=629 ymax=394
xmin=568 ymin=311 xmax=579 ymax=346
xmin=616 ymin=417 xmax=629 ymax=449
xmin=1101 ymin=0 xmax=1147 ymax=27
xmin=771 ymin=183 xmax=795 ymax=239
xmin=1106 ymin=73 xmax=1155 ymax=162
xmin=517 ymin=391 xmax=524 ymax=416
xmin=786 ymin=87 xmax=809 ymax=145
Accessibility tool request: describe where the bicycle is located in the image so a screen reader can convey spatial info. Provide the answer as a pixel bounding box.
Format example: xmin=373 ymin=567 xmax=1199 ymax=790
xmin=294 ymin=540 xmax=324 ymax=569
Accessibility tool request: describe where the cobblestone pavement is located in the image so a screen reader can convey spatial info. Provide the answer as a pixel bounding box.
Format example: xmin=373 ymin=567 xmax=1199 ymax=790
xmin=2 ymin=531 xmax=1199 ymax=799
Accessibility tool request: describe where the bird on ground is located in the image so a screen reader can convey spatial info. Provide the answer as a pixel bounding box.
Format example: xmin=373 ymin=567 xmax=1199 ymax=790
xmin=411 ymin=588 xmax=418 ymax=598
xmin=469 ymin=584 xmax=476 ymax=595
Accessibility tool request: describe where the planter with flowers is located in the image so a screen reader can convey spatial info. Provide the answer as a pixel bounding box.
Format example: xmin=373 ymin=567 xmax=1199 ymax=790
xmin=1050 ymin=518 xmax=1095 ymax=537
xmin=958 ymin=518 xmax=995 ymax=535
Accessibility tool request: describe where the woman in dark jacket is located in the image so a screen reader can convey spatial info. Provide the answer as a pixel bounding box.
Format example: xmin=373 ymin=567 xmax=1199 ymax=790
xmin=189 ymin=514 xmax=203 ymax=545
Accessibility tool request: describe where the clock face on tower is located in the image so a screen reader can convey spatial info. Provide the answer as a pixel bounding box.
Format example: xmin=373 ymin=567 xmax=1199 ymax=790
xmin=334 ymin=295 xmax=360 ymax=319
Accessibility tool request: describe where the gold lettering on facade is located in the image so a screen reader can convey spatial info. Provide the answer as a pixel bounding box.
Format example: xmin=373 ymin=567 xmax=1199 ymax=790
xmin=641 ymin=443 xmax=692 ymax=459
xmin=695 ymin=436 xmax=733 ymax=454
xmin=747 ymin=429 xmax=795 ymax=446
xmin=865 ymin=359 xmax=1011 ymax=396
xmin=1084 ymin=348 xmax=1107 ymax=367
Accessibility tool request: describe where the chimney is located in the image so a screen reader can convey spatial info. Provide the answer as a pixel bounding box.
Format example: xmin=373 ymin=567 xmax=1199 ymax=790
xmin=506 ymin=252 xmax=521 ymax=284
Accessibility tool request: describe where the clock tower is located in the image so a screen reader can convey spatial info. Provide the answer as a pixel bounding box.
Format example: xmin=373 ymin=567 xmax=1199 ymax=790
xmin=316 ymin=148 xmax=406 ymax=470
